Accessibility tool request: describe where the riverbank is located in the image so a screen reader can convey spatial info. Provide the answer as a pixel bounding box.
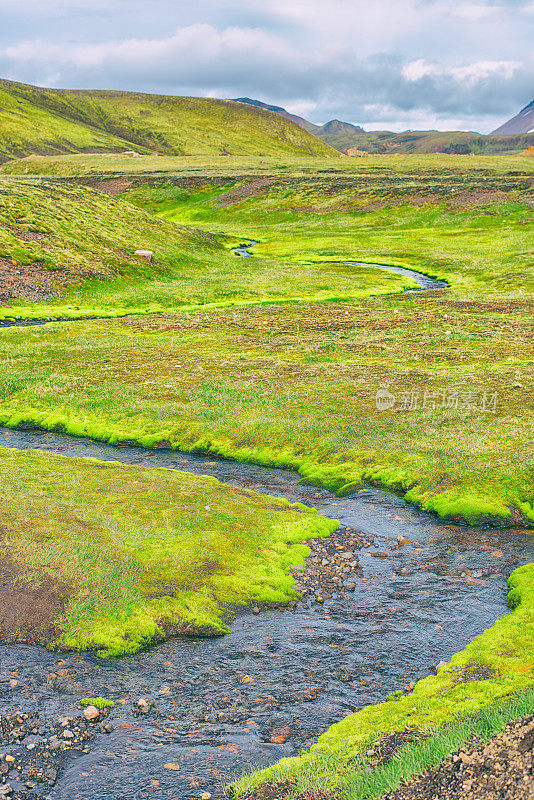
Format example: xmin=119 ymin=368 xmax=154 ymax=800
xmin=1 ymin=425 xmax=533 ymax=799
xmin=0 ymin=446 xmax=337 ymax=656
xmin=230 ymin=564 xmax=534 ymax=798
xmin=0 ymin=290 xmax=532 ymax=530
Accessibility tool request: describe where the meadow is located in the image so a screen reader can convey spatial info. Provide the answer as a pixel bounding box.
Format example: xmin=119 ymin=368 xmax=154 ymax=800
xmin=0 ymin=152 xmax=532 ymax=798
xmin=0 ymin=445 xmax=335 ymax=657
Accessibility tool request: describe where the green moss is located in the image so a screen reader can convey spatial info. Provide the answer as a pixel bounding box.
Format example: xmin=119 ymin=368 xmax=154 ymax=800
xmin=230 ymin=565 xmax=534 ymax=796
xmin=80 ymin=697 xmax=115 ymax=710
xmin=0 ymin=447 xmax=337 ymax=657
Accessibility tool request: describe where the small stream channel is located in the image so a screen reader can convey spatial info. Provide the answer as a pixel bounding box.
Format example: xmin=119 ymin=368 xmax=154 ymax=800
xmin=1 ymin=427 xmax=533 ymax=800
xmin=233 ymin=242 xmax=448 ymax=291
xmin=0 ymin=247 xmax=519 ymax=799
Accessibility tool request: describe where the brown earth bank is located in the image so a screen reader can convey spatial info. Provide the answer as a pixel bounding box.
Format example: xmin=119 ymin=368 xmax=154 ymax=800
xmin=0 ymin=256 xmax=67 ymax=304
xmin=385 ymin=714 xmax=534 ymax=800
xmin=237 ymin=716 xmax=534 ymax=800
xmin=0 ymin=551 xmax=66 ymax=646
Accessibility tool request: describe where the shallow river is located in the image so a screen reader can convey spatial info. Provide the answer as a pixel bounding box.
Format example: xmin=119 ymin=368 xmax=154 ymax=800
xmin=1 ymin=427 xmax=532 ymax=800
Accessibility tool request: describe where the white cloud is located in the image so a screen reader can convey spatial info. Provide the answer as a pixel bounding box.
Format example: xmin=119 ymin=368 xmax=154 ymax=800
xmin=0 ymin=1 xmax=532 ymax=132
xmin=402 ymin=58 xmax=522 ymax=87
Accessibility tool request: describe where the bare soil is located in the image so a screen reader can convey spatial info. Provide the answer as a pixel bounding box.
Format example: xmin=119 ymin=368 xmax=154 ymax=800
xmin=0 ymin=553 xmax=65 ymax=646
xmin=385 ymin=714 xmax=534 ymax=800
xmin=0 ymin=256 xmax=65 ymax=304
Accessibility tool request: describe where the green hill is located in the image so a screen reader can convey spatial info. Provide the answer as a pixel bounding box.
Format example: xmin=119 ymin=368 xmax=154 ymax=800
xmin=0 ymin=79 xmax=336 ymax=162
xmin=314 ymin=128 xmax=534 ymax=155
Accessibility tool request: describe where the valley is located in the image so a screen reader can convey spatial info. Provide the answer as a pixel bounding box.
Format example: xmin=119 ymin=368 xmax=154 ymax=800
xmin=0 ymin=143 xmax=532 ymax=800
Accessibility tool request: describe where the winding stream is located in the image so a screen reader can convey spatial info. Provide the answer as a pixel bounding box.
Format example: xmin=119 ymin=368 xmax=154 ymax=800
xmin=233 ymin=242 xmax=448 ymax=291
xmin=0 ymin=244 xmax=447 ymax=330
xmin=0 ymin=244 xmax=517 ymax=800
xmin=1 ymin=427 xmax=532 ymax=800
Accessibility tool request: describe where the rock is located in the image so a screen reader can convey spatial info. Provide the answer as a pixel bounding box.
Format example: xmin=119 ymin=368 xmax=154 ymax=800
xmin=252 ymin=606 xmax=260 ymax=614
xmin=62 ymin=730 xmax=74 ymax=739
xmin=136 ymin=698 xmax=156 ymax=714
xmin=0 ymin=784 xmax=13 ymax=797
xmin=370 ymin=550 xmax=389 ymax=558
xmin=397 ymin=535 xmax=411 ymax=546
xmin=134 ymin=249 xmax=153 ymax=261
xmin=83 ymin=706 xmax=100 ymax=722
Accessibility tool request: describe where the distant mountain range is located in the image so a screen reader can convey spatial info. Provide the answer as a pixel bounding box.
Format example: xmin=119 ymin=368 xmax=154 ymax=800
xmin=232 ymin=97 xmax=534 ymax=155
xmin=492 ymin=99 xmax=534 ymax=135
xmin=231 ymin=98 xmax=364 ymax=136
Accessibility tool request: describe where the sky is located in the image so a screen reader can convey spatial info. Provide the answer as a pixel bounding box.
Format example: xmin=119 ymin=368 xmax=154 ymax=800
xmin=0 ymin=0 xmax=533 ymax=132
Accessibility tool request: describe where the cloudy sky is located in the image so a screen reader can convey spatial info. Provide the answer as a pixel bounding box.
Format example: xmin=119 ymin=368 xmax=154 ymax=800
xmin=0 ymin=0 xmax=533 ymax=132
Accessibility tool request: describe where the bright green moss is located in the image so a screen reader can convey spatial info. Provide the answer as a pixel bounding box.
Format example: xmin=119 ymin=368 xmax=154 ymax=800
xmin=230 ymin=565 xmax=534 ymax=796
xmin=0 ymin=446 xmax=337 ymax=657
xmin=80 ymin=697 xmax=115 ymax=710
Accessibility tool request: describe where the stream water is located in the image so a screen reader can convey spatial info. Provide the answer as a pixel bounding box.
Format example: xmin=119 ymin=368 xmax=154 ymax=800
xmin=0 ymin=246 xmax=520 ymax=799
xmin=1 ymin=427 xmax=532 ymax=800
xmin=233 ymin=243 xmax=448 ymax=291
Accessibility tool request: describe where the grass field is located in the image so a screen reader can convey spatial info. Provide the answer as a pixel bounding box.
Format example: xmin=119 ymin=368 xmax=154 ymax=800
xmin=3 ymin=151 xmax=534 ymax=176
xmin=125 ymin=159 xmax=534 ymax=300
xmin=0 ymin=176 xmax=410 ymax=320
xmin=0 ymin=152 xmax=532 ymax=796
xmin=0 ymin=446 xmax=335 ymax=657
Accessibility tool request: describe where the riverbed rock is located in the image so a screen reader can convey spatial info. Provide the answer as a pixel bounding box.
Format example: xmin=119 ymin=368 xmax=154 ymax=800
xmin=397 ymin=536 xmax=411 ymax=546
xmin=83 ymin=706 xmax=100 ymax=722
xmin=370 ymin=550 xmax=389 ymax=558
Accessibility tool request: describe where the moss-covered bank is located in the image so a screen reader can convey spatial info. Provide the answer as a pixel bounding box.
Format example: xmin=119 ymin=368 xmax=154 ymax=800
xmin=0 ymin=446 xmax=336 ymax=657
xmin=230 ymin=565 xmax=534 ymax=797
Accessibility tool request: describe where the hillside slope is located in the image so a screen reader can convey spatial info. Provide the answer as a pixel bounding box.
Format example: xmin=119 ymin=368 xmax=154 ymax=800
xmin=318 ymin=128 xmax=534 ymax=155
xmin=229 ymin=97 xmax=534 ymax=154
xmin=492 ymin=99 xmax=534 ymax=135
xmin=0 ymin=79 xmax=336 ymax=162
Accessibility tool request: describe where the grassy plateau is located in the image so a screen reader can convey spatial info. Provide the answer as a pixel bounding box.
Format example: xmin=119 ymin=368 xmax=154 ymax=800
xmin=0 ymin=151 xmax=532 ymax=797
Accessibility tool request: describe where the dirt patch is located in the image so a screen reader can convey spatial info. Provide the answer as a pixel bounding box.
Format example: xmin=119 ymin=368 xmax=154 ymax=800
xmin=451 ymin=660 xmax=500 ymax=685
xmin=238 ymin=781 xmax=334 ymax=800
xmin=0 ymin=256 xmax=67 ymax=304
xmin=0 ymin=553 xmax=65 ymax=646
xmin=212 ymin=178 xmax=281 ymax=208
xmin=368 ymin=728 xmax=427 ymax=766
xmin=2 ymin=224 xmax=58 ymax=246
xmin=385 ymin=714 xmax=534 ymax=800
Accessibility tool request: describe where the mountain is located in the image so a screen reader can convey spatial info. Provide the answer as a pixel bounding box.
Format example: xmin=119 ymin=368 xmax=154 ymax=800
xmin=0 ymin=79 xmax=336 ymax=163
xmin=230 ymin=97 xmax=318 ymax=132
xmin=317 ymin=128 xmax=534 ymax=155
xmin=316 ymin=120 xmax=364 ymax=136
xmin=230 ymin=96 xmax=534 ymax=155
xmin=492 ymin=100 xmax=534 ymax=135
